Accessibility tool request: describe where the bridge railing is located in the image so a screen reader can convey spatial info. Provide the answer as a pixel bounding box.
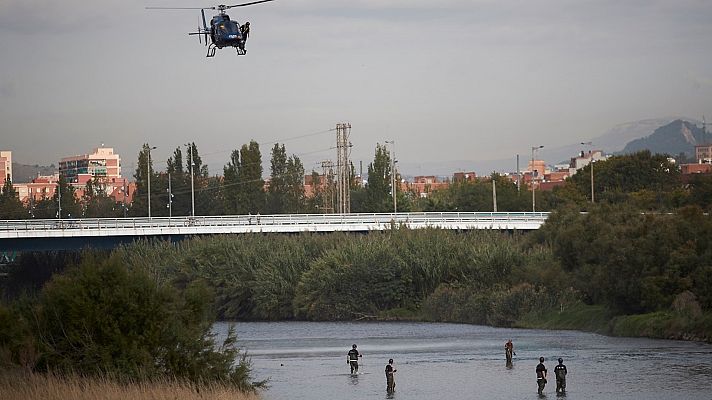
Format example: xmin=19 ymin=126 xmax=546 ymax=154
xmin=0 ymin=212 xmax=549 ymax=232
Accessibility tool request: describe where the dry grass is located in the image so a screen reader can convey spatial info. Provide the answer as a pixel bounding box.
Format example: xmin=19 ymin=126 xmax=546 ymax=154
xmin=0 ymin=371 xmax=261 ymax=400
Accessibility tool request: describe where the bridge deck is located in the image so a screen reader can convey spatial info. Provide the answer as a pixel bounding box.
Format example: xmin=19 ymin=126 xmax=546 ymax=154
xmin=0 ymin=212 xmax=548 ymax=239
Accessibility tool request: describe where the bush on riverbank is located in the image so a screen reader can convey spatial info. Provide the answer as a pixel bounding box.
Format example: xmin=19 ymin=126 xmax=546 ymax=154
xmin=113 ymin=229 xmax=544 ymax=322
xmin=0 ymin=255 xmax=263 ymax=391
xmin=529 ymin=205 xmax=712 ymax=315
xmin=421 ymin=283 xmax=571 ymax=327
xmin=610 ymin=311 xmax=712 ymax=342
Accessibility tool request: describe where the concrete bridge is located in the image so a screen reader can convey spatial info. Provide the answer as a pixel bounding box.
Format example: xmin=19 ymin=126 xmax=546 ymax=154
xmin=0 ymin=212 xmax=549 ymax=252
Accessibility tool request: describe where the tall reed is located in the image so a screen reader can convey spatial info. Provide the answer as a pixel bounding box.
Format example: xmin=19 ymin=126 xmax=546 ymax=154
xmin=0 ymin=372 xmax=260 ymax=400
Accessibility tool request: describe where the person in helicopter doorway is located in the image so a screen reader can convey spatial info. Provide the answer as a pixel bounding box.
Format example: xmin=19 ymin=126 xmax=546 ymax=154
xmin=554 ymin=358 xmax=568 ymax=394
xmin=240 ymin=21 xmax=250 ymax=41
xmin=347 ymin=344 xmax=362 ymax=374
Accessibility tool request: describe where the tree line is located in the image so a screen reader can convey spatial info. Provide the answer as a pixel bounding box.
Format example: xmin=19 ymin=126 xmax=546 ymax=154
xmin=1 ymin=147 xmax=712 ymax=219
xmin=6 ymin=204 xmax=709 ymax=340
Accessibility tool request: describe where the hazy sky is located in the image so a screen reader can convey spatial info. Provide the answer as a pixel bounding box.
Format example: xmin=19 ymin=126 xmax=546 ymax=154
xmin=1 ymin=0 xmax=711 ymax=176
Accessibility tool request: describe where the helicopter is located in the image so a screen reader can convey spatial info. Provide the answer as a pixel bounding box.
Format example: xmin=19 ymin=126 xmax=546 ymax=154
xmin=146 ymin=0 xmax=276 ymax=57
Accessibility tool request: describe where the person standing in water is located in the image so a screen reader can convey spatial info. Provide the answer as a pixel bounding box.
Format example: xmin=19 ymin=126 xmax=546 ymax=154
xmin=505 ymin=339 xmax=516 ymax=363
xmin=385 ymin=358 xmax=397 ymax=393
xmin=347 ymin=344 xmax=361 ymax=374
xmin=536 ymin=357 xmax=548 ymax=395
xmin=554 ymin=358 xmax=568 ymax=394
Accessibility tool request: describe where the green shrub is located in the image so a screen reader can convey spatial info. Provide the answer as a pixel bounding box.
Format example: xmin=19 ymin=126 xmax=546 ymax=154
xmin=25 ymin=254 xmax=261 ymax=390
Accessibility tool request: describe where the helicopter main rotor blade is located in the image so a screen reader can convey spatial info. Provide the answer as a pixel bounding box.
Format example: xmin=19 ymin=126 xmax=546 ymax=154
xmin=145 ymin=6 xmax=211 ymax=10
xmin=225 ymin=0 xmax=277 ymax=10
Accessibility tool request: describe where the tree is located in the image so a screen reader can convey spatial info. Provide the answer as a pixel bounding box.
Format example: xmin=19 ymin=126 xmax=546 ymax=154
xmin=54 ymin=176 xmax=81 ymax=219
xmin=0 ymin=180 xmax=27 ymax=219
xmin=223 ymin=141 xmax=265 ymax=215
xmin=167 ymin=147 xmax=184 ymax=175
xmin=238 ymin=140 xmax=265 ymax=214
xmin=183 ymin=142 xmax=217 ymax=216
xmin=283 ymin=155 xmax=306 ymax=213
xmin=567 ymin=150 xmax=681 ymax=208
xmin=129 ymin=144 xmax=158 ymax=217
xmin=687 ymin=174 xmax=712 ymax=212
xmin=223 ymin=149 xmax=241 ymax=214
xmin=186 ymin=142 xmax=208 ymax=178
xmin=83 ymin=178 xmax=120 ymax=218
xmin=23 ymin=254 xmax=262 ymax=390
xmin=266 ymin=144 xmax=288 ymax=213
xmin=164 ymin=147 xmax=191 ymax=217
xmin=361 ymin=144 xmax=392 ymax=213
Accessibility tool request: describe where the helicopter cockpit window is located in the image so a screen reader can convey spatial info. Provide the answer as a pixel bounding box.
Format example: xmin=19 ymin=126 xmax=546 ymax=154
xmin=217 ymin=21 xmax=241 ymax=35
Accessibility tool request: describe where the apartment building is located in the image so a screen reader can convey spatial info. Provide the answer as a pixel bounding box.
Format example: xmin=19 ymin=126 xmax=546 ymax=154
xmin=695 ymin=144 xmax=712 ymax=163
xmin=59 ymin=147 xmax=121 ymax=185
xmin=0 ymin=151 xmax=12 ymax=184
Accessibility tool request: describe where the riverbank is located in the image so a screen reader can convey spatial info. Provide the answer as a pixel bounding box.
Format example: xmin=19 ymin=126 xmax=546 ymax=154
xmin=514 ymin=303 xmax=712 ymax=343
xmin=0 ymin=371 xmax=260 ymax=400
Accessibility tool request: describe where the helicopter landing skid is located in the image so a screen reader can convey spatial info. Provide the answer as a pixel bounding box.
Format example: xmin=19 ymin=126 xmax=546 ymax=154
xmin=206 ymin=44 xmax=217 ymax=57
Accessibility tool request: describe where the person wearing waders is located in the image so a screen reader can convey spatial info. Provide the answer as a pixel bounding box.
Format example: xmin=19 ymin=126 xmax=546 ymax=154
xmin=385 ymin=358 xmax=397 ymax=393
xmin=347 ymin=344 xmax=361 ymax=374
xmin=536 ymin=357 xmax=548 ymax=395
xmin=505 ymin=339 xmax=516 ymax=363
xmin=554 ymin=358 xmax=568 ymax=394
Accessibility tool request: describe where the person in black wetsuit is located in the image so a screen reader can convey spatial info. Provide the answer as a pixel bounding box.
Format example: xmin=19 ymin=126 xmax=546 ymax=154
xmin=385 ymin=358 xmax=397 ymax=393
xmin=554 ymin=358 xmax=568 ymax=394
xmin=536 ymin=357 xmax=548 ymax=395
xmin=347 ymin=344 xmax=361 ymax=374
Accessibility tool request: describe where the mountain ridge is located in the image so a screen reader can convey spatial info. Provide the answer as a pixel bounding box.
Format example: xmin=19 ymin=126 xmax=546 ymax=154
xmin=398 ymin=116 xmax=703 ymax=177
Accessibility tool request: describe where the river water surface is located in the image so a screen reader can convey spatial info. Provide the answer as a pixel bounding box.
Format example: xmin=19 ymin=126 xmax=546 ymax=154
xmin=214 ymin=321 xmax=712 ymax=400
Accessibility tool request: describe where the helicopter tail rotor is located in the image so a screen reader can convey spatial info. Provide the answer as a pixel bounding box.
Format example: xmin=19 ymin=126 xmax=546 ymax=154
xmin=201 ymin=9 xmax=209 ymax=45
xmin=201 ymin=9 xmax=208 ymax=30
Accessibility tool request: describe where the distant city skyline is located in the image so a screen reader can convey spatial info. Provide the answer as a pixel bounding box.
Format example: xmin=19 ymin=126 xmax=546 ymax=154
xmin=1 ymin=0 xmax=711 ymax=175
xmin=1 ymin=115 xmax=706 ymax=180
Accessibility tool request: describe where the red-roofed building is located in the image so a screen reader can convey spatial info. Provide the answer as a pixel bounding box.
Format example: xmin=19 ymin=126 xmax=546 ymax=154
xmin=406 ymin=176 xmax=450 ymax=198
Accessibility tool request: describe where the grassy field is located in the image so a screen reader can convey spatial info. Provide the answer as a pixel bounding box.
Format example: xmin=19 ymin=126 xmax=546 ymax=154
xmin=611 ymin=312 xmax=712 ymax=342
xmin=0 ymin=372 xmax=261 ymax=400
xmin=514 ymin=303 xmax=612 ymax=334
xmin=515 ymin=303 xmax=712 ymax=343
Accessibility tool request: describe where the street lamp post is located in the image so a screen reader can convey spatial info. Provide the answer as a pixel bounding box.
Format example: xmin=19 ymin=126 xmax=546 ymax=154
xmin=385 ymin=140 xmax=397 ymax=214
xmin=531 ymin=145 xmax=544 ymax=212
xmin=187 ymin=143 xmax=195 ymax=217
xmin=581 ymin=142 xmax=594 ymax=203
xmin=167 ymin=172 xmax=173 ymax=218
xmin=57 ymin=178 xmax=62 ymax=219
xmin=147 ymin=146 xmax=157 ymax=219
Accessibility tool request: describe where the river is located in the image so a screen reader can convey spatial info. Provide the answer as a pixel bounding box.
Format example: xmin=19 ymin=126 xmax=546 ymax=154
xmin=214 ymin=321 xmax=712 ymax=400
